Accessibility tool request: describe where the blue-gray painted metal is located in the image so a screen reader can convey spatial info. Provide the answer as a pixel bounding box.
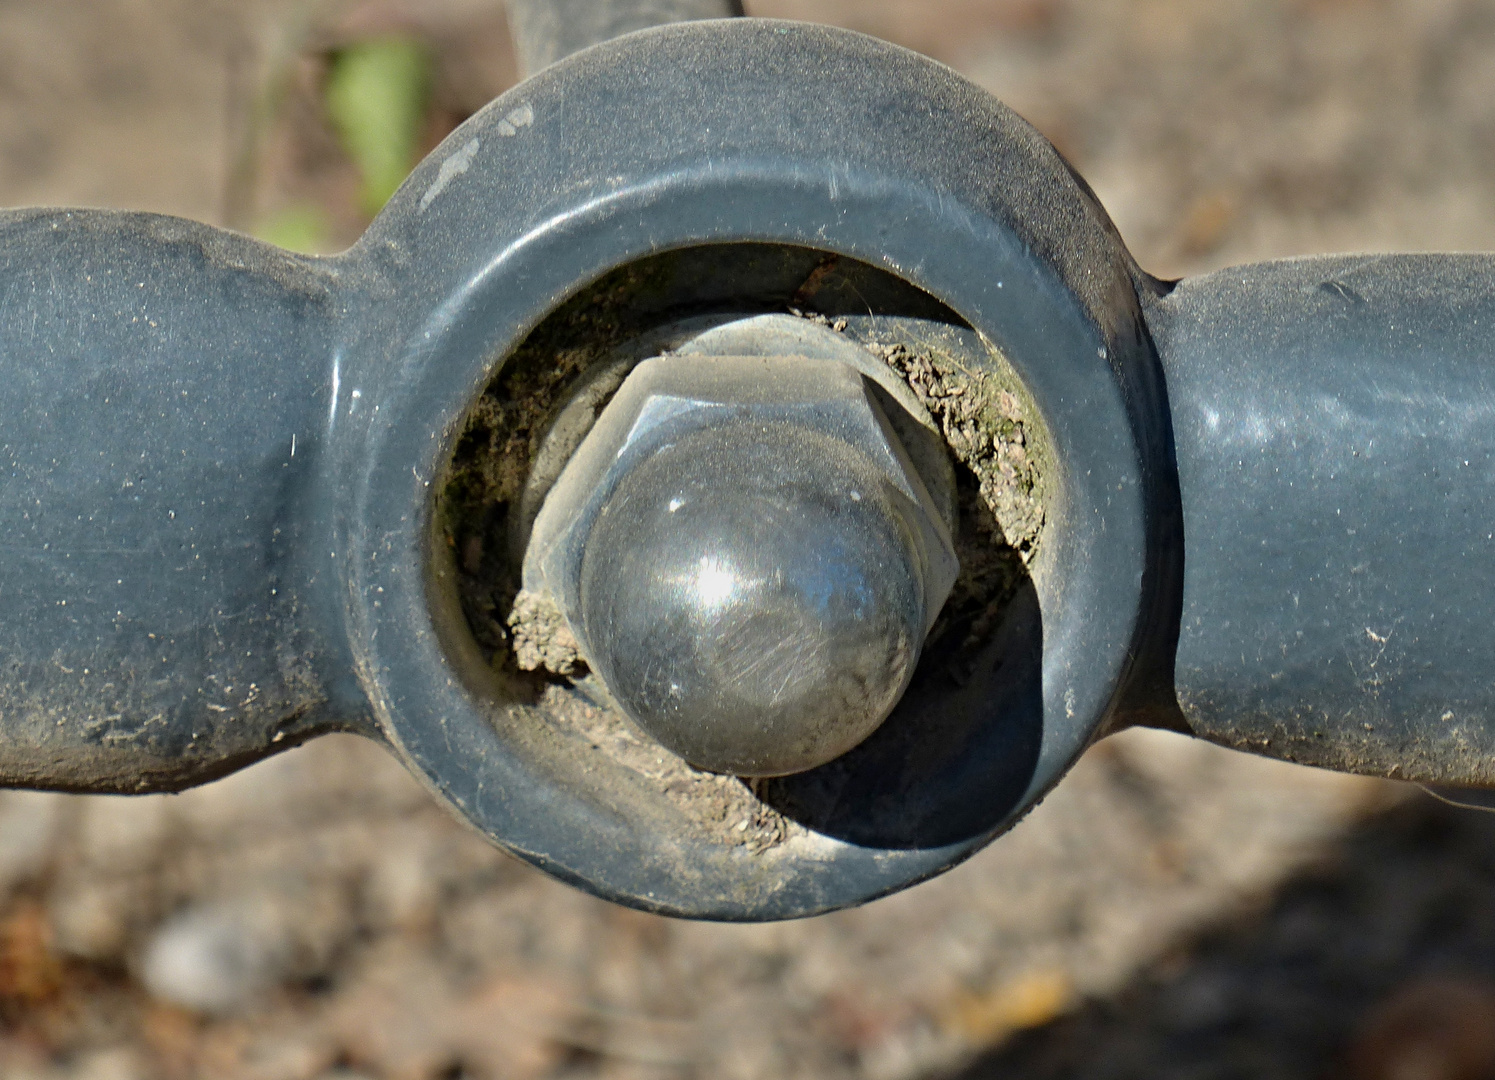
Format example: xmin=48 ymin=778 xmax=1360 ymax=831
xmin=1 ymin=15 xmax=1480 ymax=918
xmin=0 ymin=22 xmax=1170 ymax=917
xmin=1149 ymin=256 xmax=1495 ymax=788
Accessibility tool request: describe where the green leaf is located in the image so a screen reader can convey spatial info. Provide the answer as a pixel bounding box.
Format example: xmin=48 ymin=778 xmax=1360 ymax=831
xmin=255 ymin=203 xmax=332 ymax=254
xmin=324 ymin=36 xmax=432 ymax=217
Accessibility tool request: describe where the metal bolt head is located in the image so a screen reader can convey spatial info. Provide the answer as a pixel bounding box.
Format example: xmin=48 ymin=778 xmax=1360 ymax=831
xmin=524 ymin=354 xmax=958 ymax=777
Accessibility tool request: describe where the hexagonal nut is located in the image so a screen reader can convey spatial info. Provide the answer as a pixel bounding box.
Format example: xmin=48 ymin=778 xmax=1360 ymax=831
xmin=518 ymin=353 xmax=960 ymax=776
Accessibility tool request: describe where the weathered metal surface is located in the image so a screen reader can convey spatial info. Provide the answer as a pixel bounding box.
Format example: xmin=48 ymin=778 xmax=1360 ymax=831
xmin=1149 ymin=254 xmax=1495 ymax=789
xmin=0 ymin=210 xmax=366 ymax=792
xmin=0 ymin=13 xmax=1492 ymax=917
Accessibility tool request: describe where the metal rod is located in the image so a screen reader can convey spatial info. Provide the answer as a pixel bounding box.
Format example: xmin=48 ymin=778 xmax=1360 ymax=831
xmin=505 ymin=0 xmax=744 ymax=79
xmin=1147 ymin=254 xmax=1495 ymax=787
xmin=0 ymin=210 xmax=365 ymax=792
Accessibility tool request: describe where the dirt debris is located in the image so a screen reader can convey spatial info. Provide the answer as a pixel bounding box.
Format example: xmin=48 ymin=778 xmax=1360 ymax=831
xmin=440 ymin=265 xmax=649 ymax=676
xmin=876 ymin=342 xmax=1044 ymax=560
xmin=862 ymin=337 xmax=1046 ymax=660
xmin=539 ymin=685 xmax=795 ymax=854
xmin=506 ymin=590 xmax=582 ymax=676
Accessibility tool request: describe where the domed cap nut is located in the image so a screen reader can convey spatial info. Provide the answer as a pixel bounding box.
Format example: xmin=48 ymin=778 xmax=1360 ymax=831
xmin=522 ymin=354 xmax=959 ymax=777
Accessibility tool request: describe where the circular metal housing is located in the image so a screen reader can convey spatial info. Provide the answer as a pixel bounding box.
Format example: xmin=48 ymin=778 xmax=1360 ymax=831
xmin=338 ymin=19 xmax=1178 ymax=918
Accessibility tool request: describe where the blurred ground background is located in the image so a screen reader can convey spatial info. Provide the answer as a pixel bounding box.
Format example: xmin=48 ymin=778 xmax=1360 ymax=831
xmin=0 ymin=1 xmax=1493 ymax=1078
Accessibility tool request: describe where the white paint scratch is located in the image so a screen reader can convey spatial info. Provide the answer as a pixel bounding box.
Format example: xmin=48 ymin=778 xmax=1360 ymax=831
xmin=327 ymin=355 xmax=342 ymax=433
xmin=419 ymin=138 xmax=481 ymax=212
xmin=495 ymin=102 xmax=534 ymax=137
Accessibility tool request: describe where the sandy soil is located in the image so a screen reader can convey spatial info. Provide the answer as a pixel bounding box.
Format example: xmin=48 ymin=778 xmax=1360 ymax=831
xmin=0 ymin=2 xmax=1491 ymax=1079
